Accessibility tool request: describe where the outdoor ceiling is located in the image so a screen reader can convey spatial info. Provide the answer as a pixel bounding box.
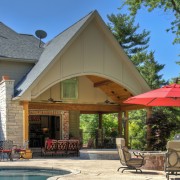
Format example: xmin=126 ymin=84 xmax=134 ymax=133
xmin=86 ymin=75 xmax=133 ymax=106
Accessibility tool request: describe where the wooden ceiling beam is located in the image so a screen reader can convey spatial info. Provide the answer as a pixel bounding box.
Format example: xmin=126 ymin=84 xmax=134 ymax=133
xmin=121 ymin=104 xmax=146 ymax=111
xmin=94 ymin=80 xmax=112 ymax=87
xmin=29 ymin=102 xmax=121 ymax=112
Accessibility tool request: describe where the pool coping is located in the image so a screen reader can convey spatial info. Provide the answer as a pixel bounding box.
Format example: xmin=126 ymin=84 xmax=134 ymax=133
xmin=0 ymin=166 xmax=81 ymax=180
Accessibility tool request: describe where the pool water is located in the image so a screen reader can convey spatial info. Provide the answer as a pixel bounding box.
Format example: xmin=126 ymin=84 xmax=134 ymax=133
xmin=0 ymin=169 xmax=70 ymax=180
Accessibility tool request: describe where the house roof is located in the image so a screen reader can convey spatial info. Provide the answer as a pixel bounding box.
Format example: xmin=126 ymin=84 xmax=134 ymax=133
xmin=15 ymin=10 xmax=150 ymax=100
xmin=15 ymin=10 xmax=95 ymax=97
xmin=0 ymin=22 xmax=44 ymax=61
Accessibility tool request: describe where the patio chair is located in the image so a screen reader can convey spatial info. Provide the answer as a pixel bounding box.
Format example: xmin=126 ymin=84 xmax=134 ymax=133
xmin=116 ymin=138 xmax=145 ymax=173
xmin=164 ymin=140 xmax=180 ymax=180
xmin=174 ymin=134 xmax=180 ymax=140
xmin=0 ymin=140 xmax=13 ymax=161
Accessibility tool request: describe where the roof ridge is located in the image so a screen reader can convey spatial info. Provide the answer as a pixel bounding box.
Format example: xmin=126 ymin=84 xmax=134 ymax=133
xmin=45 ymin=10 xmax=96 ymax=46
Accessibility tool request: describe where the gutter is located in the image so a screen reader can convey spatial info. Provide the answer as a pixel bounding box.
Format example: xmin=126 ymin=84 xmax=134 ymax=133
xmin=0 ymin=56 xmax=38 ymax=63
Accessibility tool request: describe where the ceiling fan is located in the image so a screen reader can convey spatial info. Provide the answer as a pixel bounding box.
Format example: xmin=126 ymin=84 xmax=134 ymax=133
xmin=47 ymin=97 xmax=63 ymax=103
xmin=104 ymin=99 xmax=116 ymax=105
xmin=41 ymin=97 xmax=63 ymax=103
xmin=98 ymin=98 xmax=117 ymax=105
xmin=41 ymin=88 xmax=63 ymax=103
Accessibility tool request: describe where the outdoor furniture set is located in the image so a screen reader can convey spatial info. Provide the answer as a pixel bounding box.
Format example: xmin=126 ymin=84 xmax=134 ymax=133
xmin=116 ymin=137 xmax=180 ymax=180
xmin=41 ymin=139 xmax=80 ymax=157
xmin=0 ymin=140 xmax=33 ymax=161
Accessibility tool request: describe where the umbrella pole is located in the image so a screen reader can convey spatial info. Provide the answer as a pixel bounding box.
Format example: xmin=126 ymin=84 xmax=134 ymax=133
xmin=146 ymin=107 xmax=152 ymax=150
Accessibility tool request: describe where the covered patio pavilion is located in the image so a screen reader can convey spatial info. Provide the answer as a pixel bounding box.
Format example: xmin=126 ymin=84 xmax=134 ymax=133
xmin=1 ymin=11 xmax=151 ymax=150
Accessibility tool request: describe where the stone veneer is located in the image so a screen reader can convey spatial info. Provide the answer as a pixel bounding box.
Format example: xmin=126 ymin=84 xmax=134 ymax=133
xmin=142 ymin=151 xmax=165 ymax=171
xmin=61 ymin=111 xmax=69 ymax=139
xmin=0 ymin=78 xmax=23 ymax=146
xmin=0 ymin=77 xmax=71 ymax=146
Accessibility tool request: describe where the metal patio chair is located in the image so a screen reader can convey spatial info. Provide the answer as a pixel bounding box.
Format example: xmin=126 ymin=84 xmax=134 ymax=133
xmin=164 ymin=140 xmax=180 ymax=180
xmin=116 ymin=138 xmax=145 ymax=173
xmin=0 ymin=140 xmax=13 ymax=161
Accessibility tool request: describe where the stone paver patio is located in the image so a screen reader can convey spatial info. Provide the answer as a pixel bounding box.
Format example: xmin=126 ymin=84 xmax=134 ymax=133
xmin=0 ymin=157 xmax=177 ymax=180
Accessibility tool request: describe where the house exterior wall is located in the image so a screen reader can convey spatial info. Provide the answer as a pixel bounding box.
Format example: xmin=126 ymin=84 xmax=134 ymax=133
xmin=26 ymin=19 xmax=149 ymax=100
xmin=0 ymin=78 xmax=23 ymax=146
xmin=0 ymin=60 xmax=34 ymax=86
xmin=33 ymin=76 xmax=109 ymax=104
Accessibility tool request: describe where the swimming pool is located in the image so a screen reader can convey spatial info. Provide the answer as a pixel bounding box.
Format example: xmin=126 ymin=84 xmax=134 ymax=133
xmin=0 ymin=167 xmax=71 ymax=180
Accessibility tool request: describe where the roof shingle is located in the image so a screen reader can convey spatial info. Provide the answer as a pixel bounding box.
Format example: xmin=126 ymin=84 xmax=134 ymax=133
xmin=0 ymin=22 xmax=44 ymax=60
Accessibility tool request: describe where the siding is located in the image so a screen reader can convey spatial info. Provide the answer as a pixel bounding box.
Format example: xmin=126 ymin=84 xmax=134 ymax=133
xmin=0 ymin=60 xmax=34 ymax=86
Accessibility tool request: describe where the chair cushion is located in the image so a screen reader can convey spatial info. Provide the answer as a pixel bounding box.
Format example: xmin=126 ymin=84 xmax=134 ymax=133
xmin=168 ymin=149 xmax=179 ymax=167
xmin=127 ymin=158 xmax=145 ymax=167
xmin=123 ymin=146 xmax=131 ymax=161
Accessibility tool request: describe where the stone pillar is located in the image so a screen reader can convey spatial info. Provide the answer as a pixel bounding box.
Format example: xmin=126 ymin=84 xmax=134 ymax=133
xmin=62 ymin=111 xmax=69 ymax=139
xmin=0 ymin=76 xmax=14 ymax=140
xmin=0 ymin=76 xmax=23 ymax=146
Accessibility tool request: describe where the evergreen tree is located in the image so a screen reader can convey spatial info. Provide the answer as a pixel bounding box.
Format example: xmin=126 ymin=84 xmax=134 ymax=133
xmin=131 ymin=51 xmax=166 ymax=89
xmin=122 ymin=0 xmax=180 ymax=44
xmin=107 ymin=13 xmax=166 ymax=89
xmin=107 ymin=13 xmax=150 ymax=56
xmin=107 ymin=12 xmax=170 ymax=150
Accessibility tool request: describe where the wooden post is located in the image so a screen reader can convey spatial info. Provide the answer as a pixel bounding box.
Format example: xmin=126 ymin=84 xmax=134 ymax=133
xmin=23 ymin=101 xmax=29 ymax=148
xmin=124 ymin=111 xmax=129 ymax=147
xmin=118 ymin=111 xmax=123 ymax=137
xmin=98 ymin=113 xmax=102 ymax=129
xmin=146 ymin=107 xmax=152 ymax=150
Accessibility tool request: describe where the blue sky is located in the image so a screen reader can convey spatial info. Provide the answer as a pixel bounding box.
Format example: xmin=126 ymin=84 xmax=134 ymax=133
xmin=1 ymin=0 xmax=179 ymax=81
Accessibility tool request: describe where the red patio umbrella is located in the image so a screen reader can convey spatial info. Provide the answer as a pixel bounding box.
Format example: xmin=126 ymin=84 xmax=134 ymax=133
xmin=123 ymin=83 xmax=180 ymax=107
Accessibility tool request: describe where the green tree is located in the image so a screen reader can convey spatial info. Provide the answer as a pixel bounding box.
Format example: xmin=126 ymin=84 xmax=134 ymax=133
xmin=122 ymin=0 xmax=180 ymax=44
xmin=107 ymin=13 xmax=150 ymax=56
xmin=132 ymin=51 xmax=166 ymax=89
xmin=107 ymin=13 xmax=166 ymax=89
xmin=128 ymin=110 xmax=147 ymax=150
xmin=102 ymin=114 xmax=118 ymax=137
xmin=147 ymin=108 xmax=179 ymax=150
xmin=80 ymin=114 xmax=98 ymax=144
xmin=107 ymin=12 xmax=167 ymax=151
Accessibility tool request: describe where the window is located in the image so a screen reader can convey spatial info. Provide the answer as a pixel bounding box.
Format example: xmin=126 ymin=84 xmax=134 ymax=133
xmin=61 ymin=78 xmax=78 ymax=99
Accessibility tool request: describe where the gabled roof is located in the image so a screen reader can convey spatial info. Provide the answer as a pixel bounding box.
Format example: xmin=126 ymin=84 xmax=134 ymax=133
xmin=0 ymin=22 xmax=44 ymax=61
xmin=15 ymin=10 xmax=150 ymax=99
xmin=15 ymin=11 xmax=95 ymax=97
